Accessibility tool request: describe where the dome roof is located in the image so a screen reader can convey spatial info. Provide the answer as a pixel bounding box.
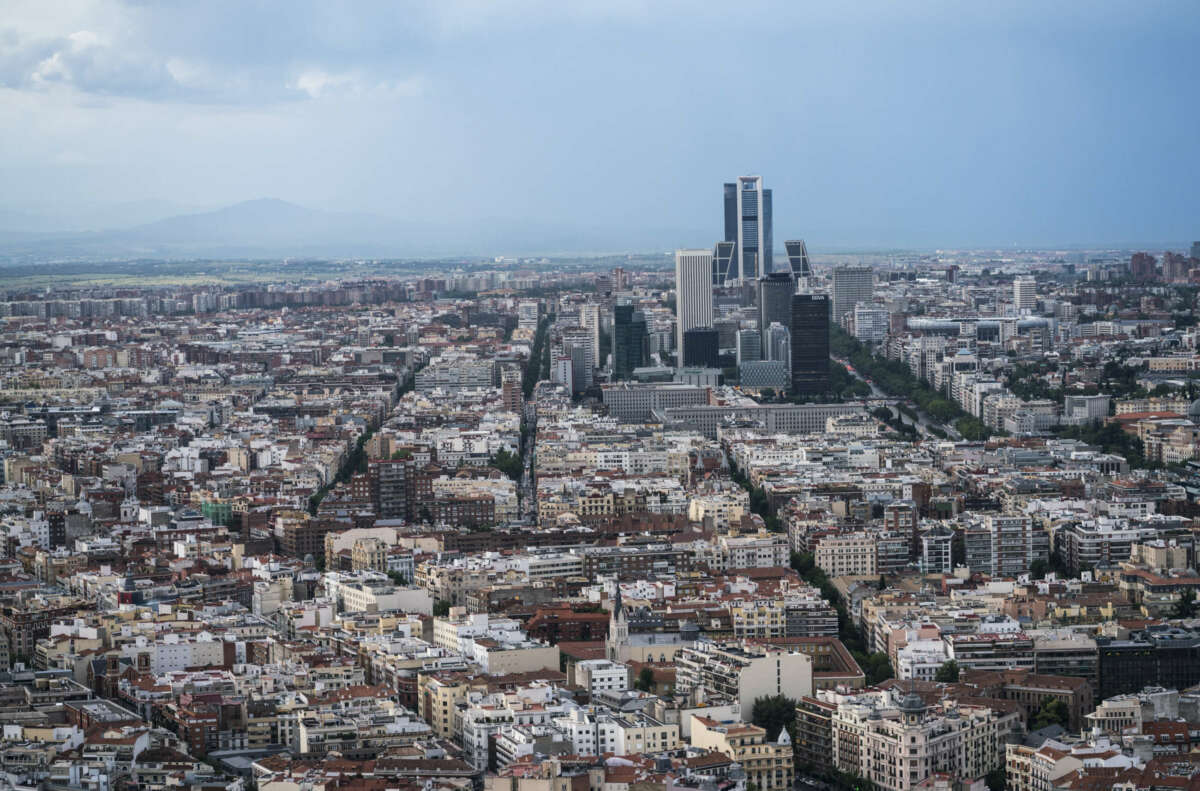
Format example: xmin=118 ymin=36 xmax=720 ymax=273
xmin=898 ymin=692 xmax=926 ymax=714
xmin=1188 ymin=399 xmax=1200 ymax=417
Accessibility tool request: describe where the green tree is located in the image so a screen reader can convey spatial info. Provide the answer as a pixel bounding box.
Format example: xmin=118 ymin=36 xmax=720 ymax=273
xmin=1029 ymin=558 xmax=1050 ymax=580
xmin=490 ymin=448 xmax=523 ymax=481
xmin=432 ymin=600 xmax=451 ymax=617
xmin=750 ymin=695 xmax=797 ymax=742
xmin=934 ymin=660 xmax=960 ymax=683
xmin=985 ymin=767 xmax=1006 ymax=791
xmin=634 ymin=667 xmax=656 ymax=692
xmin=1170 ymin=588 xmax=1198 ymax=619
xmin=1031 ymin=698 xmax=1070 ymax=731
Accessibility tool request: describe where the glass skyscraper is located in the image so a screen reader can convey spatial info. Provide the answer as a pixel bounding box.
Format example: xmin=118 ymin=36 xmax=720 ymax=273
xmin=612 ymin=303 xmax=647 ymax=380
xmin=790 ymin=293 xmax=830 ymax=394
xmin=722 ymin=176 xmax=772 ymax=282
xmin=758 ymin=272 xmax=795 ymax=349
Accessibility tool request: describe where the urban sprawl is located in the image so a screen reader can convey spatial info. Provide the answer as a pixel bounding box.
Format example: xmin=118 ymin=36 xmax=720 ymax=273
xmin=1 ymin=177 xmax=1200 ymax=791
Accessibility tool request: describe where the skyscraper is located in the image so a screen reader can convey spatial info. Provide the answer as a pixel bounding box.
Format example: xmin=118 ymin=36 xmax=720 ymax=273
xmin=736 ymin=328 xmax=762 ymax=365
xmin=1012 ymin=276 xmax=1036 ymax=313
xmin=790 ymin=294 xmax=830 ymax=394
xmin=712 ymin=240 xmax=736 ymax=285
xmin=675 ymin=249 xmax=714 ymax=359
xmin=758 ymin=272 xmax=795 ymax=349
xmin=723 ymin=176 xmax=772 ymax=281
xmin=766 ymin=322 xmax=791 ymax=366
xmin=579 ymin=304 xmax=602 ymax=367
xmin=784 ymin=240 xmax=812 ymax=288
xmin=613 ymin=303 xmax=647 ymax=380
xmin=831 ymin=266 xmax=873 ymax=329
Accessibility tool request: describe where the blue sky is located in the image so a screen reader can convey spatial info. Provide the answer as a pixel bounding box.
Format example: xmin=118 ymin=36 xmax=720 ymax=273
xmin=1 ymin=0 xmax=1197 ymax=249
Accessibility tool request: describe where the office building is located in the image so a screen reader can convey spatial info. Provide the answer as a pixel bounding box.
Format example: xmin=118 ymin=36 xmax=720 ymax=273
xmin=568 ymin=344 xmax=592 ymax=394
xmin=612 ymin=304 xmax=647 ymax=381
xmin=517 ymin=300 xmax=541 ymax=329
xmin=759 ymin=272 xmax=795 ymax=349
xmin=736 ymin=328 xmax=762 ymax=365
xmin=790 ymin=293 xmax=830 ymax=394
xmin=766 ymin=322 xmax=790 ymax=365
xmin=1013 ymin=276 xmax=1036 ymax=312
xmin=712 ymin=240 xmax=736 ymax=286
xmin=739 ymin=360 xmax=789 ymax=390
xmin=601 ymin=383 xmax=709 ymax=421
xmin=579 ymin=303 xmax=602 ymax=366
xmin=784 ymin=239 xmax=812 ymax=285
xmin=682 ymin=327 xmax=720 ymax=368
xmin=674 ymin=249 xmax=714 ymax=357
xmin=655 ymin=402 xmax=861 ymax=438
xmin=831 ymin=266 xmax=873 ymax=328
xmin=853 ymin=304 xmax=889 ymax=343
xmin=1096 ymin=627 xmax=1200 ymax=699
xmin=723 ymin=176 xmax=772 ymax=280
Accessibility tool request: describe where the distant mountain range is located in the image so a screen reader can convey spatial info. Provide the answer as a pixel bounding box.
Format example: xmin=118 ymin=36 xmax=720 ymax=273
xmin=0 ymin=199 xmax=708 ymax=261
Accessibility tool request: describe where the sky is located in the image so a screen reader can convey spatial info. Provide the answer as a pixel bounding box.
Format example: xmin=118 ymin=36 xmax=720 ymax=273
xmin=1 ymin=0 xmax=1198 ymax=250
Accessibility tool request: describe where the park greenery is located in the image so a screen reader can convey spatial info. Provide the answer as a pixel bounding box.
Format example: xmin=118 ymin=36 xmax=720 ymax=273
xmin=830 ymin=327 xmax=990 ymax=439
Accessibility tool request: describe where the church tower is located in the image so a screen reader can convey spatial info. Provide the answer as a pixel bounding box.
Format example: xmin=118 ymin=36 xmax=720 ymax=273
xmin=607 ymin=585 xmax=629 ymax=661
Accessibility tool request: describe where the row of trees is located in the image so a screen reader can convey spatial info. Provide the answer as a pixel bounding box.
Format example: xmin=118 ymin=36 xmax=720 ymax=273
xmin=830 ymin=327 xmax=989 ymax=438
xmin=730 ymin=461 xmax=782 ymax=532
xmin=791 ymin=552 xmax=894 ymax=685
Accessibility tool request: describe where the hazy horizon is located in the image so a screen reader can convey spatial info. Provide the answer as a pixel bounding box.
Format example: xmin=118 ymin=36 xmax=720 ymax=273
xmin=2 ymin=1 xmax=1199 ymax=255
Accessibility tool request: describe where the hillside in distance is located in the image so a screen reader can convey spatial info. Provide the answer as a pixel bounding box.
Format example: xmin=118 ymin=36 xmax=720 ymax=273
xmin=0 ymin=199 xmax=707 ymax=261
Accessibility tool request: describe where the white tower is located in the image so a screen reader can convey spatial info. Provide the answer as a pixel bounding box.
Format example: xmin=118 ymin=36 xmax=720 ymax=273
xmin=674 ymin=249 xmax=714 ymax=358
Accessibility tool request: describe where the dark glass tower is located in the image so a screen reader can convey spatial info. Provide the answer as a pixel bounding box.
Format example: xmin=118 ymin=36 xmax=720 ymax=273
xmin=784 ymin=240 xmax=811 ymax=281
xmin=612 ymin=304 xmax=647 ymax=380
xmin=790 ymin=294 xmax=830 ymax=394
xmin=682 ymin=327 xmax=720 ymax=368
xmin=758 ymin=272 xmax=795 ymax=348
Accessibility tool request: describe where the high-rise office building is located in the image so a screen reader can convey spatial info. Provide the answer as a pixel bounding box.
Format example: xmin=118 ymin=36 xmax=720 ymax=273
xmin=736 ymin=328 xmax=762 ymax=365
xmin=683 ymin=327 xmax=720 ymax=368
xmin=613 ymin=304 xmax=647 ymax=380
xmin=712 ymin=240 xmax=736 ymax=285
xmin=766 ymin=322 xmax=791 ymax=366
xmin=1013 ymin=276 xmax=1036 ymax=313
xmin=675 ymin=249 xmax=714 ymax=358
xmin=784 ymin=240 xmax=812 ymax=286
xmin=1191 ymin=241 xmax=1200 ymax=261
xmin=579 ymin=303 xmax=602 ymax=366
xmin=723 ymin=176 xmax=772 ymax=281
xmin=790 ymin=294 xmax=830 ymax=394
xmin=831 ymin=266 xmax=873 ymax=328
xmin=758 ymin=272 xmax=795 ymax=349
xmin=853 ymin=305 xmax=889 ymax=343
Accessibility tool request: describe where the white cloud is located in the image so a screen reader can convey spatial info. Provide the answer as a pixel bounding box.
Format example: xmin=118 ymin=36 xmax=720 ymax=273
xmin=292 ymin=68 xmax=428 ymax=100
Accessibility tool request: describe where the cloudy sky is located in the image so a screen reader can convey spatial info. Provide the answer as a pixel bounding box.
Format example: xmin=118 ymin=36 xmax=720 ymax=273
xmin=1 ymin=0 xmax=1198 ymax=249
